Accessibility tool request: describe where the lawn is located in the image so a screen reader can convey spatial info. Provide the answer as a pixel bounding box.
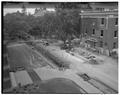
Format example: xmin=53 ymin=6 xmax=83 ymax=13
xmin=8 ymin=78 xmax=86 ymax=94
xmin=3 ymin=80 xmax=11 ymax=90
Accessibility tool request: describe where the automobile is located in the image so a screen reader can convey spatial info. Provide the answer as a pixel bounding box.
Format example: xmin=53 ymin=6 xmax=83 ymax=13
xmin=89 ymin=56 xmax=96 ymax=59
xmin=89 ymin=59 xmax=98 ymax=64
xmin=9 ymin=69 xmax=16 ymax=72
xmin=16 ymin=66 xmax=25 ymax=71
xmin=85 ymin=56 xmax=91 ymax=59
xmin=45 ymin=42 xmax=49 ymax=46
xmin=61 ymin=44 xmax=68 ymax=50
xmin=85 ymin=55 xmax=96 ymax=59
xmin=61 ymin=43 xmax=73 ymax=50
xmin=77 ymin=73 xmax=91 ymax=81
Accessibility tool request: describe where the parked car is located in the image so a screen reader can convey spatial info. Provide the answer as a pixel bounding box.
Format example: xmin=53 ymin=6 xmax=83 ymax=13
xmin=61 ymin=43 xmax=73 ymax=50
xmin=9 ymin=69 xmax=16 ymax=72
xmin=16 ymin=66 xmax=25 ymax=71
xmin=85 ymin=55 xmax=96 ymax=59
xmin=89 ymin=59 xmax=98 ymax=64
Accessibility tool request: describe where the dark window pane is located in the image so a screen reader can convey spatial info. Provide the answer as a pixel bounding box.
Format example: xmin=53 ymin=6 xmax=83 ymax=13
xmin=113 ymin=42 xmax=117 ymax=48
xmin=114 ymin=31 xmax=118 ymax=37
xmin=115 ymin=18 xmax=118 ymax=25
xmin=101 ymin=30 xmax=104 ymax=36
xmin=101 ymin=18 xmax=104 ymax=24
xmin=93 ymin=29 xmax=95 ymax=34
xmin=100 ymin=41 xmax=103 ymax=47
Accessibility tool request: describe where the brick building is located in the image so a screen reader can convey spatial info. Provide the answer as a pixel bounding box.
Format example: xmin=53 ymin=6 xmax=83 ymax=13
xmin=79 ymin=3 xmax=118 ymax=56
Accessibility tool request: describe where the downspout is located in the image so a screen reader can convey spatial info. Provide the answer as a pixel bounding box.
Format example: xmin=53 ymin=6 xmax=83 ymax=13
xmin=106 ymin=16 xmax=110 ymax=56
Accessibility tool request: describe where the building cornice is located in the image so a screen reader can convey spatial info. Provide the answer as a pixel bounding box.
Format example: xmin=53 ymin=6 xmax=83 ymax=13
xmin=79 ymin=11 xmax=118 ymax=16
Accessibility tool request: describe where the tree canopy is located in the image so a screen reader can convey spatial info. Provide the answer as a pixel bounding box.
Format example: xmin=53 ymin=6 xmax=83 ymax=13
xmin=3 ymin=4 xmax=82 ymax=42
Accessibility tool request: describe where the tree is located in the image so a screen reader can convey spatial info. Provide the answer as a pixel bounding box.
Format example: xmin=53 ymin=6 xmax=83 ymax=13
xmin=30 ymin=12 xmax=62 ymax=39
xmin=3 ymin=3 xmax=82 ymax=44
xmin=21 ymin=4 xmax=27 ymax=15
xmin=56 ymin=3 xmax=81 ymax=44
xmin=4 ymin=12 xmax=31 ymax=40
xmin=34 ymin=8 xmax=39 ymax=14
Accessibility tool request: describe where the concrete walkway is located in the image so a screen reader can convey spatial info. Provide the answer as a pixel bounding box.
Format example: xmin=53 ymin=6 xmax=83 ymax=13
xmin=14 ymin=70 xmax=33 ymax=86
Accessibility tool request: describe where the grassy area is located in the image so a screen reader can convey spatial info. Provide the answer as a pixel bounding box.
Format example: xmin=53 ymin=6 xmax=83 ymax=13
xmin=3 ymin=69 xmax=10 ymax=78
xmin=3 ymin=80 xmax=11 ymax=90
xmin=3 ymin=56 xmax=8 ymax=66
xmin=38 ymin=78 xmax=85 ymax=94
xmin=8 ymin=44 xmax=50 ymax=71
xmin=8 ymin=44 xmax=35 ymax=70
xmin=8 ymin=78 xmax=85 ymax=94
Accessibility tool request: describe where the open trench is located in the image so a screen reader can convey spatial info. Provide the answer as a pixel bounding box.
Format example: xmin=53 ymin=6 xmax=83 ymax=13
xmin=31 ymin=44 xmax=68 ymax=69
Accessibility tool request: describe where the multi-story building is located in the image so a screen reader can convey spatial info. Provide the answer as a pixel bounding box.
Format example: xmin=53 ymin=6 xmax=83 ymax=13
xmin=79 ymin=3 xmax=118 ymax=56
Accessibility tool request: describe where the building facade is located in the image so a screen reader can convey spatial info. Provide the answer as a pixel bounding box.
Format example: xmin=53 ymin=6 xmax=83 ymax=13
xmin=80 ymin=10 xmax=118 ymax=56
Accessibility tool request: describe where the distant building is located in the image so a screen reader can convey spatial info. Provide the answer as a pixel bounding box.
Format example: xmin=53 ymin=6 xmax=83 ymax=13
xmin=34 ymin=8 xmax=56 ymax=17
xmin=89 ymin=2 xmax=118 ymax=11
xmin=34 ymin=8 xmax=47 ymax=17
xmin=79 ymin=3 xmax=118 ymax=56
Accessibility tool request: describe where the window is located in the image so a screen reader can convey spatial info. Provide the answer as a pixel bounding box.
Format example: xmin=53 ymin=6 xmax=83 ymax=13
xmin=100 ymin=41 xmax=103 ymax=47
xmin=93 ymin=29 xmax=95 ymax=34
xmin=115 ymin=18 xmax=118 ymax=25
xmin=96 ymin=8 xmax=104 ymax=11
xmin=100 ymin=30 xmax=104 ymax=36
xmin=113 ymin=42 xmax=117 ymax=48
xmin=85 ymin=29 xmax=87 ymax=36
xmin=101 ymin=18 xmax=105 ymax=24
xmin=85 ymin=29 xmax=87 ymax=35
xmin=114 ymin=31 xmax=118 ymax=37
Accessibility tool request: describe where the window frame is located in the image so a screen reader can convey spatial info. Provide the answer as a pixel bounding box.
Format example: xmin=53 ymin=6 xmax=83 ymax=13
xmin=101 ymin=18 xmax=105 ymax=25
xmin=115 ymin=18 xmax=118 ymax=25
xmin=113 ymin=42 xmax=117 ymax=49
xmin=92 ymin=29 xmax=95 ymax=35
xmin=99 ymin=41 xmax=103 ymax=47
xmin=100 ymin=30 xmax=104 ymax=37
xmin=114 ymin=30 xmax=118 ymax=37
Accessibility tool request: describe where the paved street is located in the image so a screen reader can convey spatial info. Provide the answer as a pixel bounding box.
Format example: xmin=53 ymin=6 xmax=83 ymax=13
xmin=36 ymin=42 xmax=118 ymax=91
